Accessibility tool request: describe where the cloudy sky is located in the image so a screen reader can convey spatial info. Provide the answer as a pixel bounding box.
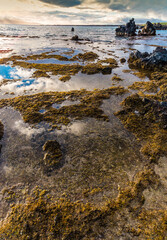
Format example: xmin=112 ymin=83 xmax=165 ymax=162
xmin=0 ymin=0 xmax=167 ymax=25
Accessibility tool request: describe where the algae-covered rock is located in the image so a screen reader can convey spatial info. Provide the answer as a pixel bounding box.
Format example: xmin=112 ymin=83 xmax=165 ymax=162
xmin=138 ymin=21 xmax=156 ymax=36
xmin=116 ymin=18 xmax=137 ymax=37
xmin=115 ymin=94 xmax=167 ymax=161
xmin=59 ymin=75 xmax=71 ymax=82
xmin=77 ymin=51 xmax=99 ymax=61
xmin=0 ymin=168 xmax=161 ymax=240
xmin=43 ymin=140 xmax=63 ymax=171
xmin=0 ymin=87 xmax=127 ymax=127
xmin=128 ymin=47 xmax=167 ymax=70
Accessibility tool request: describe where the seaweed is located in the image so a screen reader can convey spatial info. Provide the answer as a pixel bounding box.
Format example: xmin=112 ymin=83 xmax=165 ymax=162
xmin=0 ymin=87 xmax=128 ymax=127
xmin=59 ymin=75 xmax=71 ymax=82
xmin=0 ymin=168 xmax=159 ymax=240
xmin=115 ymin=94 xmax=167 ymax=161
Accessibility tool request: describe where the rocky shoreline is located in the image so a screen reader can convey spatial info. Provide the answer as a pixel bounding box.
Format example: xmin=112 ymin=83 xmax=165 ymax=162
xmin=0 ymin=28 xmax=166 ymax=239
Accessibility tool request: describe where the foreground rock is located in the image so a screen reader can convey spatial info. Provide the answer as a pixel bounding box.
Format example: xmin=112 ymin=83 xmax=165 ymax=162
xmin=43 ymin=140 xmax=63 ymax=172
xmin=116 ymin=18 xmax=137 ymax=36
xmin=128 ymin=47 xmax=167 ymax=70
xmin=138 ymin=21 xmax=156 ymax=36
xmin=71 ymin=35 xmax=90 ymax=41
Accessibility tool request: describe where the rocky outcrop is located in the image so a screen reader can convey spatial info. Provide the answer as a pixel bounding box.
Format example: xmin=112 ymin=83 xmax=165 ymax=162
xmin=116 ymin=18 xmax=137 ymax=37
xmin=71 ymin=35 xmax=90 ymax=41
xmin=138 ymin=21 xmax=156 ymax=36
xmin=128 ymin=47 xmax=167 ymax=70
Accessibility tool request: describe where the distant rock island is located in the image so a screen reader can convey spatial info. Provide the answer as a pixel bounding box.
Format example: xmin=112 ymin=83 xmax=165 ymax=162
xmin=116 ymin=18 xmax=157 ymax=37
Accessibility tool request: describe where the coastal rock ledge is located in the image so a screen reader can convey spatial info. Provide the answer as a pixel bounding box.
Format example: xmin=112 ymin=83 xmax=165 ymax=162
xmin=128 ymin=47 xmax=167 ymax=70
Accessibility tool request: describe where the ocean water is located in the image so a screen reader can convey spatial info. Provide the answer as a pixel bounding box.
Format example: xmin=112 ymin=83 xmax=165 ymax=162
xmin=0 ymin=25 xmax=166 ymax=96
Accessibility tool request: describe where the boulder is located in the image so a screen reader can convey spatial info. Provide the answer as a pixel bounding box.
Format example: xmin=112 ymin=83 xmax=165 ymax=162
xmin=128 ymin=47 xmax=167 ymax=70
xmin=71 ymin=35 xmax=79 ymax=41
xmin=138 ymin=21 xmax=156 ymax=36
xmin=116 ymin=18 xmax=137 ymax=37
xmin=71 ymin=35 xmax=90 ymax=41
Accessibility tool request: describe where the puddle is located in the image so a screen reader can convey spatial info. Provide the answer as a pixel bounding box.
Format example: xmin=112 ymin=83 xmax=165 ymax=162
xmin=52 ymin=100 xmax=80 ymax=109
xmin=26 ymin=58 xmax=84 ymax=65
xmin=0 ymin=65 xmax=34 ymax=80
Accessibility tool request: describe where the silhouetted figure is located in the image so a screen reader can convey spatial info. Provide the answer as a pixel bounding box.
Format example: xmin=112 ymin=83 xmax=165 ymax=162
xmin=71 ymin=27 xmax=74 ymax=32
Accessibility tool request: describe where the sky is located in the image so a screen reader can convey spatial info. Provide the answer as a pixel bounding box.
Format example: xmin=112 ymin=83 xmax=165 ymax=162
xmin=0 ymin=0 xmax=167 ymax=25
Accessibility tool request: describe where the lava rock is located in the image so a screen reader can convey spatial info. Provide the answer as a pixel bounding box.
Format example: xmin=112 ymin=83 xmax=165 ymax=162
xmin=116 ymin=18 xmax=137 ymax=37
xmin=128 ymin=47 xmax=167 ymax=70
xmin=138 ymin=21 xmax=156 ymax=36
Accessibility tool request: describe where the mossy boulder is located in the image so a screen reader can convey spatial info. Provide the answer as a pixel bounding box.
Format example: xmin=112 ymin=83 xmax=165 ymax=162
xmin=43 ymin=140 xmax=63 ymax=171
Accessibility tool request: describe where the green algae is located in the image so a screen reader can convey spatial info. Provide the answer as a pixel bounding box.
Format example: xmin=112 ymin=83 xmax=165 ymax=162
xmin=33 ymin=70 xmax=50 ymax=78
xmin=0 ymin=87 xmax=128 ymax=127
xmin=0 ymin=168 xmax=159 ymax=240
xmin=74 ymin=51 xmax=99 ymax=61
xmin=128 ymin=81 xmax=158 ymax=93
xmin=59 ymin=75 xmax=71 ymax=82
xmin=112 ymin=75 xmax=123 ymax=81
xmin=115 ymin=94 xmax=167 ymax=161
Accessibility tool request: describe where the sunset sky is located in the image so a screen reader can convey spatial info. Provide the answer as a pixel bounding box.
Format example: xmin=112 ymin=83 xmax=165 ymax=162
xmin=0 ymin=0 xmax=167 ymax=25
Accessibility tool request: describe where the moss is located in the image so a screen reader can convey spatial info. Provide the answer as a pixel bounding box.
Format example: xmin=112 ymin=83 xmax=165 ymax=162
xmin=59 ymin=75 xmax=71 ymax=82
xmin=115 ymin=94 xmax=167 ymax=161
xmin=43 ymin=140 xmax=63 ymax=171
xmin=0 ymin=87 xmax=128 ymax=127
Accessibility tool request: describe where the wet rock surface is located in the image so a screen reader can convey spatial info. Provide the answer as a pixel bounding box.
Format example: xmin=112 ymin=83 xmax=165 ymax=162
xmin=116 ymin=18 xmax=137 ymax=36
xmin=138 ymin=21 xmax=156 ymax=36
xmin=43 ymin=140 xmax=63 ymax=172
xmin=128 ymin=47 xmax=167 ymax=70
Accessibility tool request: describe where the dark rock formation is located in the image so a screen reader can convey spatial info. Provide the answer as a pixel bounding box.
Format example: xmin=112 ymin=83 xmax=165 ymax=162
xmin=128 ymin=47 xmax=167 ymax=70
xmin=116 ymin=18 xmax=137 ymax=37
xmin=138 ymin=21 xmax=156 ymax=36
xmin=71 ymin=35 xmax=90 ymax=41
xmin=71 ymin=35 xmax=79 ymax=41
xmin=120 ymin=58 xmax=126 ymax=63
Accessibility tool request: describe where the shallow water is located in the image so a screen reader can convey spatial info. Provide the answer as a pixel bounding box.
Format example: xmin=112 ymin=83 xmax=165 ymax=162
xmin=0 ymin=25 xmax=166 ymax=223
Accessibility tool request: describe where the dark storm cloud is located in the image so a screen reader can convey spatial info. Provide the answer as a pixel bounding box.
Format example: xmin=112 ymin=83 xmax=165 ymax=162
xmin=109 ymin=3 xmax=127 ymax=11
xmin=39 ymin=0 xmax=82 ymax=7
xmin=95 ymin=0 xmax=167 ymax=13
